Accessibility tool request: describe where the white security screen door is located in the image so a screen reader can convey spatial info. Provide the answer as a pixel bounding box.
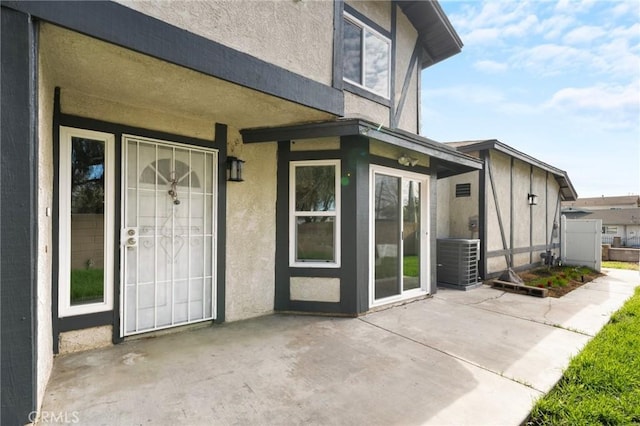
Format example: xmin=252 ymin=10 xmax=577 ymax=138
xmin=370 ymin=165 xmax=429 ymax=307
xmin=122 ymin=135 xmax=217 ymax=336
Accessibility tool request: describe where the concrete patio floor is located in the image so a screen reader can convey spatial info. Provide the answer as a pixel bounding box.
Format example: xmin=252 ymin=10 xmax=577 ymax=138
xmin=40 ymin=268 xmax=639 ymax=425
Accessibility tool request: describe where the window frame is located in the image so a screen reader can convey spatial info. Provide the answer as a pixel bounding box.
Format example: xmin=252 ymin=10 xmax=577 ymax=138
xmin=289 ymin=160 xmax=341 ymax=268
xmin=58 ymin=126 xmax=115 ymax=317
xmin=343 ymin=12 xmax=391 ymax=99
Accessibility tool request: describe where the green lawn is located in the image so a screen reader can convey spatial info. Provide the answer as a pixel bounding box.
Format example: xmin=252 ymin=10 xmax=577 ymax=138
xmin=71 ymin=268 xmax=104 ymax=303
xmin=527 ymin=287 xmax=640 ymax=425
xmin=602 ymin=260 xmax=640 ymax=271
xmin=375 ymin=255 xmax=419 ymax=278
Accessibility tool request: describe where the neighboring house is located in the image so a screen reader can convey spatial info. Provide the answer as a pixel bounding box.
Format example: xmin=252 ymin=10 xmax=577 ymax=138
xmin=1 ymin=1 xmax=483 ymax=422
xmin=437 ymin=140 xmax=577 ymax=279
xmin=562 ymin=195 xmax=640 ymax=211
xmin=563 ymin=207 xmax=640 ymax=247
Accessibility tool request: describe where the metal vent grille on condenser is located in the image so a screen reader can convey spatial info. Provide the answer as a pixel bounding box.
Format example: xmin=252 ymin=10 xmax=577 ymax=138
xmin=437 ymin=239 xmax=480 ymax=289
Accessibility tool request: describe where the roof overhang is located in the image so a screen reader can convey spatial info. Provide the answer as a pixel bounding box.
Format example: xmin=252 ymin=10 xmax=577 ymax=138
xmin=449 ymin=140 xmax=579 ymax=201
xmin=395 ymin=0 xmax=463 ymax=68
xmin=241 ymin=119 xmax=483 ymax=178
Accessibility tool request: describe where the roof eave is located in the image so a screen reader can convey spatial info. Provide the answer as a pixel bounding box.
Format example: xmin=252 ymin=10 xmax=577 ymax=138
xmin=240 ymin=119 xmax=483 ymax=177
xmin=395 ymin=0 xmax=463 ymax=69
xmin=449 ymin=139 xmax=579 ymax=201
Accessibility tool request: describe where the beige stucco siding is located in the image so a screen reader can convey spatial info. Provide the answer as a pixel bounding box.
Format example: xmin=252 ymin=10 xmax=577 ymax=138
xmin=436 ymin=179 xmax=451 ymax=239
xmin=115 ymin=0 xmax=334 ymax=86
xmin=369 ymin=140 xmax=430 ymax=167
xmin=345 ymin=0 xmax=391 ymax=32
xmin=36 ymin=44 xmax=55 ymax=412
xmin=531 ymin=168 xmax=548 ymax=247
xmin=486 ymin=151 xmax=511 ymax=254
xmin=394 ymin=7 xmax=419 ymax=133
xmin=511 ymin=159 xmax=531 ymax=249
xmin=225 ymin=132 xmax=276 ymax=322
xmin=344 ymin=92 xmax=389 ymax=126
xmin=290 ymin=277 xmax=341 ymax=303
xmin=450 ymin=172 xmax=479 ymax=240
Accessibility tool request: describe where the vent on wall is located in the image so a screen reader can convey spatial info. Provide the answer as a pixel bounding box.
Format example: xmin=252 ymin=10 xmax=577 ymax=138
xmin=455 ymin=183 xmax=471 ymax=197
xmin=437 ymin=238 xmax=480 ymax=289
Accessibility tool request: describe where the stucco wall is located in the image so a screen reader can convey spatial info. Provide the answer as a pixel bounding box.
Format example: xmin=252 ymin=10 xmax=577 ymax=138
xmin=37 ymin=43 xmax=55 ymax=411
xmin=436 ymin=179 xmax=450 ymax=239
xmin=344 ymin=92 xmax=389 ymax=126
xmin=346 ymin=0 xmax=391 ymax=32
xmin=370 ymin=140 xmax=430 ymax=166
xmin=486 ymin=151 xmax=511 ymax=254
xmin=290 ymin=277 xmax=341 ymax=303
xmin=115 ymin=0 xmax=334 ymax=86
xmin=394 ymin=7 xmax=419 ymax=133
xmin=485 ymin=151 xmax=564 ymax=275
xmin=511 ymin=159 xmax=530 ymax=249
xmin=225 ymin=129 xmax=276 ymax=321
xmin=58 ymin=326 xmax=112 ymax=354
xmin=443 ymin=172 xmax=479 ymax=240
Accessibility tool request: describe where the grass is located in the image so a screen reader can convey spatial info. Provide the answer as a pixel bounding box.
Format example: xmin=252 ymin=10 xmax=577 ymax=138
xmin=71 ymin=268 xmax=104 ymax=303
xmin=602 ymin=260 xmax=640 ymax=271
xmin=376 ymin=256 xmax=419 ymax=278
xmin=524 ymin=266 xmax=594 ymax=289
xmin=527 ymin=287 xmax=640 ymax=425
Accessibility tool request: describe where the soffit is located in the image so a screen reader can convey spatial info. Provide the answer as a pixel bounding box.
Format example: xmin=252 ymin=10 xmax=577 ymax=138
xmin=241 ymin=119 xmax=483 ymax=177
xmin=396 ymin=0 xmax=463 ymax=68
xmin=40 ymin=24 xmax=335 ymax=130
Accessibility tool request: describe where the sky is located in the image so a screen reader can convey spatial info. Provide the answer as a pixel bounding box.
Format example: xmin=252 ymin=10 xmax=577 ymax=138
xmin=420 ymin=0 xmax=640 ymax=198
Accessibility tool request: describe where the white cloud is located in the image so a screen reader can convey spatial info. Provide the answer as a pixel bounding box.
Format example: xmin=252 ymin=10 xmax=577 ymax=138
xmin=462 ymin=28 xmax=501 ymax=46
xmin=512 ymin=43 xmax=596 ymax=76
xmin=545 ymin=82 xmax=640 ymax=130
xmin=554 ymin=0 xmax=596 ymax=14
xmin=563 ymin=25 xmax=606 ymax=44
xmin=425 ymin=85 xmax=505 ymax=105
xmin=537 ymin=14 xmax=576 ymax=40
xmin=473 ymin=60 xmax=508 ymax=73
xmin=547 ymin=83 xmax=638 ymax=111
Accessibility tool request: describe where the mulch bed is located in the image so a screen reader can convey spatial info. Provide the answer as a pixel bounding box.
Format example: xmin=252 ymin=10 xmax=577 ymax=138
xmin=518 ymin=267 xmax=603 ymax=298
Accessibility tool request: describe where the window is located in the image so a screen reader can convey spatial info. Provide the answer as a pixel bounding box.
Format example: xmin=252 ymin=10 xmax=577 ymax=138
xmin=290 ymin=160 xmax=341 ymax=267
xmin=456 ymin=183 xmax=471 ymax=197
xmin=603 ymin=226 xmax=618 ymax=234
xmin=58 ymin=127 xmax=115 ymax=317
xmin=343 ymin=13 xmax=390 ymax=98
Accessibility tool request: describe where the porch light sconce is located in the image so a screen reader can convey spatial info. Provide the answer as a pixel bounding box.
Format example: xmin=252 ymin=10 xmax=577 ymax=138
xmin=528 ymin=193 xmax=538 ymax=206
xmin=398 ymin=154 xmax=418 ymax=167
xmin=227 ymin=156 xmax=245 ymax=182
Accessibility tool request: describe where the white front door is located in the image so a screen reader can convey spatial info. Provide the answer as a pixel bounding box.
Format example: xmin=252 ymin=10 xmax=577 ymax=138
xmin=122 ymin=135 xmax=217 ymax=336
xmin=370 ymin=165 xmax=429 ymax=307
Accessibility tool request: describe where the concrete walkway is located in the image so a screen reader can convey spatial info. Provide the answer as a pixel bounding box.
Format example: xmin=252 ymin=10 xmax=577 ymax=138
xmin=40 ymin=269 xmax=639 ymax=425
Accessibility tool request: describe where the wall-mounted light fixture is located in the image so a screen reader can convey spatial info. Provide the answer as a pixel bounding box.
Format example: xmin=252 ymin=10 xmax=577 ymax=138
xmin=398 ymin=154 xmax=418 ymax=167
xmin=528 ymin=193 xmax=538 ymax=206
xmin=227 ymin=156 xmax=245 ymax=182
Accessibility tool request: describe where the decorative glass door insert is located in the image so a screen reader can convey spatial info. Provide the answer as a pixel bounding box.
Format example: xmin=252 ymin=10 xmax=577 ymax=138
xmin=122 ymin=136 xmax=217 ymax=335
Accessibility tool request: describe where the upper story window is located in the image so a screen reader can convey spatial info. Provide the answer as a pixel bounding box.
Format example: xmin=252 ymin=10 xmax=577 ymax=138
xmin=343 ymin=12 xmax=390 ymax=99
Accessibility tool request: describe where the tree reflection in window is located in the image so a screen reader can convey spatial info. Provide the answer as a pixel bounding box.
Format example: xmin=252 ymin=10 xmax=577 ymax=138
xmin=71 ymin=138 xmax=105 ymax=214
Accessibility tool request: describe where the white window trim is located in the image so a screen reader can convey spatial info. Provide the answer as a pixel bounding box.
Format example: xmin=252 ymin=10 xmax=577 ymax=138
xmin=58 ymin=127 xmax=115 ymax=317
xmin=369 ymin=165 xmax=430 ymax=308
xmin=289 ymin=160 xmax=341 ymax=268
xmin=343 ymin=12 xmax=391 ymax=99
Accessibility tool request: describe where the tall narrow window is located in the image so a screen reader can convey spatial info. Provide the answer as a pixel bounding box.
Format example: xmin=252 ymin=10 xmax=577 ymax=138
xmin=59 ymin=127 xmax=115 ymax=317
xmin=290 ymin=160 xmax=341 ymax=267
xmin=343 ymin=13 xmax=390 ymax=98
